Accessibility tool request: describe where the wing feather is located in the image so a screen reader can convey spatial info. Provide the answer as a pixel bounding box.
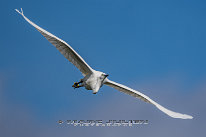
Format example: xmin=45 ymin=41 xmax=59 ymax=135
xmin=104 ymin=79 xmax=193 ymax=119
xmin=15 ymin=9 xmax=93 ymax=76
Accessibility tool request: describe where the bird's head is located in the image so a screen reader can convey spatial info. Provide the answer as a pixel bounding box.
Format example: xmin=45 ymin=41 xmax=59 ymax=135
xmin=102 ymin=73 xmax=109 ymax=78
xmin=100 ymin=72 xmax=109 ymax=83
xmin=99 ymin=72 xmax=109 ymax=80
xmin=95 ymin=71 xmax=109 ymax=80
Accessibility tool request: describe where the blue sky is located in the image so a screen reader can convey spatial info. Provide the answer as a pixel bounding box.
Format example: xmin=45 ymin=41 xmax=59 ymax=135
xmin=0 ymin=0 xmax=206 ymax=136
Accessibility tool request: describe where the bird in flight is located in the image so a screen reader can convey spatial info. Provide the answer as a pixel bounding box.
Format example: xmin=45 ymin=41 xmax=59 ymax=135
xmin=15 ymin=8 xmax=193 ymax=119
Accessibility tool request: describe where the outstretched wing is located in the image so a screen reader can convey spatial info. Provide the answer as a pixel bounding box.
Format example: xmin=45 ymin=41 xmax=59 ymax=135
xmin=104 ymin=79 xmax=193 ymax=119
xmin=15 ymin=8 xmax=94 ymax=76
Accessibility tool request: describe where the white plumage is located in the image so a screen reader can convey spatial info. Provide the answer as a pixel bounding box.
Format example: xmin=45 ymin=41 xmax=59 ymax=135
xmin=16 ymin=8 xmax=193 ymax=119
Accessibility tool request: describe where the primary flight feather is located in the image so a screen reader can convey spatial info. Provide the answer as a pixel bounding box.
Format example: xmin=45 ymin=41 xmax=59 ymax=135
xmin=15 ymin=8 xmax=193 ymax=119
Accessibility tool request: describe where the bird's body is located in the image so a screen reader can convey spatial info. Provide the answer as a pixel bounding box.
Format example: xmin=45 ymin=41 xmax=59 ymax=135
xmin=82 ymin=70 xmax=107 ymax=93
xmin=15 ymin=8 xmax=193 ymax=119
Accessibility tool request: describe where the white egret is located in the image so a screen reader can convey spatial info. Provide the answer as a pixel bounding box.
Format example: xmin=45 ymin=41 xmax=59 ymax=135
xmin=16 ymin=8 xmax=193 ymax=119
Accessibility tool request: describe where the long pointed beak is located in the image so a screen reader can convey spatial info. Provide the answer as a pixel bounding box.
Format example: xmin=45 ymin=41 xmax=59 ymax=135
xmin=105 ymin=74 xmax=109 ymax=77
